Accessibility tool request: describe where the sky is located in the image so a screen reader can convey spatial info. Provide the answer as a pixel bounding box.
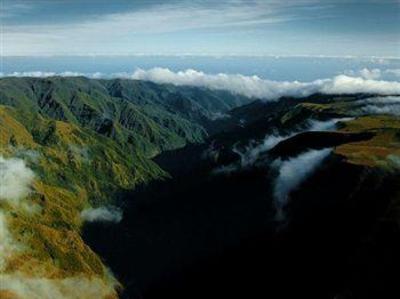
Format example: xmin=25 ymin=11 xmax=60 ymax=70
xmin=1 ymin=0 xmax=399 ymax=57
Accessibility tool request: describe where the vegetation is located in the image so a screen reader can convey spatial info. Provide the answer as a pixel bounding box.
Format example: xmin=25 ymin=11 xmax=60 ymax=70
xmin=1 ymin=77 xmax=399 ymax=298
xmin=336 ymin=115 xmax=400 ymax=167
xmin=0 ymin=77 xmax=250 ymax=298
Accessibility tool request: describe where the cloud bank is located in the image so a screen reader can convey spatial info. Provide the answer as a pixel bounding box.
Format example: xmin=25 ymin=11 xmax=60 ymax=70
xmin=2 ymin=68 xmax=400 ymax=100
xmin=355 ymin=95 xmax=400 ymax=105
xmin=361 ymin=105 xmax=400 ymax=116
xmin=273 ymin=148 xmax=332 ymax=220
xmin=345 ymin=68 xmax=400 ymax=80
xmin=80 ymin=206 xmax=123 ymax=223
xmin=131 ymin=68 xmax=400 ymax=100
xmin=0 ymin=156 xmax=35 ymax=203
xmin=353 ymin=96 xmax=400 ymax=117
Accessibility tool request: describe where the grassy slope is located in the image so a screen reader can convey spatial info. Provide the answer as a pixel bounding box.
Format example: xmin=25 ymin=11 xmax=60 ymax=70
xmin=0 ymin=105 xmax=166 ymax=298
xmin=0 ymin=77 xmax=249 ymax=298
xmin=0 ymin=77 xmax=251 ymax=156
xmin=283 ymin=98 xmax=400 ymax=168
xmin=336 ymin=116 xmax=400 ymax=167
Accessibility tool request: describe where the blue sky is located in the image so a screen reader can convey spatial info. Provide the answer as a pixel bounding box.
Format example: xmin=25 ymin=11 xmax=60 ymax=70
xmin=1 ymin=0 xmax=399 ymax=57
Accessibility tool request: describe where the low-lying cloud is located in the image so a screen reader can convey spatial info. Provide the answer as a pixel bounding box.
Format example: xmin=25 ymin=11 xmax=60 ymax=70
xmin=233 ymin=134 xmax=292 ymax=168
xmin=0 ymin=156 xmax=35 ymax=203
xmin=307 ymin=117 xmax=354 ymax=132
xmin=273 ymin=148 xmax=332 ymax=220
xmin=1 ymin=71 xmax=107 ymax=79
xmin=0 ymin=157 xmax=35 ymax=272
xmin=355 ymin=95 xmax=400 ymax=105
xmin=230 ymin=117 xmax=351 ymax=170
xmin=0 ymin=211 xmax=21 ymax=271
xmin=345 ymin=68 xmax=400 ymax=80
xmin=80 ymin=206 xmax=123 ymax=223
xmin=131 ymin=68 xmax=400 ymax=100
xmin=361 ymin=105 xmax=400 ymax=116
xmin=213 ymin=115 xmax=354 ymax=176
xmin=0 ymin=272 xmax=118 ymax=299
xmin=2 ymin=68 xmax=400 ymax=100
xmin=353 ymin=96 xmax=400 ymax=117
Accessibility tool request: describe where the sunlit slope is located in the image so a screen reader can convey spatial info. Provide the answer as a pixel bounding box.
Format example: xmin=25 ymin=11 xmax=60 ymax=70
xmin=0 ymin=76 xmax=251 ymax=298
xmin=280 ymin=97 xmax=400 ymax=167
xmin=0 ymin=104 xmax=171 ymax=298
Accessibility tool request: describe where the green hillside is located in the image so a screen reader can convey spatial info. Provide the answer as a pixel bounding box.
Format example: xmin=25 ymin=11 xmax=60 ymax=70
xmin=0 ymin=77 xmax=250 ymax=156
xmin=0 ymin=77 xmax=250 ymax=299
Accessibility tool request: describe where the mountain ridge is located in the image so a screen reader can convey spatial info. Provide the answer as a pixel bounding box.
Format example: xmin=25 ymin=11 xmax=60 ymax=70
xmin=1 ymin=77 xmax=400 ymax=299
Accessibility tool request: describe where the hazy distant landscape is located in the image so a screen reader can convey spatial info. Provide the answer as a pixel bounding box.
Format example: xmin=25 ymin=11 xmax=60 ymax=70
xmin=3 ymin=55 xmax=400 ymax=82
xmin=1 ymin=1 xmax=399 ymax=299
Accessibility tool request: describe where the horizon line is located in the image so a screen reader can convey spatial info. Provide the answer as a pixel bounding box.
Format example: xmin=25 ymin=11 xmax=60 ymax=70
xmin=1 ymin=54 xmax=400 ymax=60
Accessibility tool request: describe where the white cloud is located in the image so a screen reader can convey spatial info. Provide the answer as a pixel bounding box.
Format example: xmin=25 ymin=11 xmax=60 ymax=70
xmin=233 ymin=134 xmax=293 ymax=168
xmin=8 ymin=1 xmax=291 ymax=34
xmin=80 ymin=206 xmax=122 ymax=223
xmin=0 ymin=199 xmax=118 ymax=299
xmin=11 ymin=148 xmax=41 ymax=162
xmin=0 ymin=272 xmax=118 ymax=299
xmin=0 ymin=207 xmax=118 ymax=298
xmin=0 ymin=156 xmax=36 ymax=276
xmin=360 ymin=104 xmax=400 ymax=116
xmin=0 ymin=156 xmax=35 ymax=203
xmin=355 ymin=95 xmax=400 ymax=105
xmin=0 ymin=211 xmax=21 ymax=271
xmin=344 ymin=68 xmax=400 ymax=80
xmin=214 ymin=117 xmax=353 ymax=174
xmin=131 ymin=68 xmax=322 ymax=99
xmin=359 ymin=68 xmax=382 ymax=80
xmin=307 ymin=117 xmax=354 ymax=131
xmin=318 ymin=75 xmax=400 ymax=95
xmin=1 ymin=71 xmax=82 ymax=78
xmin=352 ymin=96 xmax=400 ymax=116
xmin=0 ymin=71 xmax=111 ymax=78
xmin=3 ymin=1 xmax=318 ymax=55
xmin=273 ymin=148 xmax=332 ymax=220
xmin=232 ymin=118 xmax=339 ymax=168
xmin=2 ymin=68 xmax=400 ymax=100
xmin=131 ymin=68 xmax=400 ymax=100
